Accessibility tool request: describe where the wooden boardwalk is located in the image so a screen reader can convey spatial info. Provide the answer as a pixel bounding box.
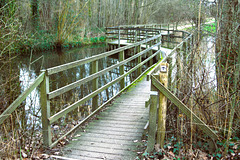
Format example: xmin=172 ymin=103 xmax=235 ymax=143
xmin=61 ymin=78 xmax=150 ymax=160
xmin=108 ymin=40 xmax=172 ymax=56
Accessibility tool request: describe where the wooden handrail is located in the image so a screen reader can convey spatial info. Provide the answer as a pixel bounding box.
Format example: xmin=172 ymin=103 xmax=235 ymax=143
xmin=48 ymin=41 xmax=161 ymax=99
xmin=151 ymin=75 xmax=218 ymax=140
xmin=48 ymin=47 xmax=162 ymax=124
xmin=46 ymin=34 xmax=161 ymax=75
xmin=0 ymin=72 xmax=45 ymax=124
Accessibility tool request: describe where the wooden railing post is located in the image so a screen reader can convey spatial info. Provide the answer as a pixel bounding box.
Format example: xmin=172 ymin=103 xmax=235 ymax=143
xmin=119 ymin=51 xmax=125 ymax=90
xmin=127 ymin=28 xmax=129 ymax=43
xmin=167 ymin=24 xmax=170 ymax=48
xmin=176 ymin=47 xmax=181 ymax=96
xmin=146 ymin=89 xmax=158 ymax=152
xmin=157 ymin=35 xmax=161 ymax=60
xmin=118 ymin=27 xmax=120 ymax=48
xmin=134 ymin=27 xmax=137 ymax=43
xmin=157 ymin=63 xmax=169 ymax=148
xmin=149 ymin=40 xmax=153 ymax=66
xmin=134 ymin=27 xmax=137 ymax=53
xmin=167 ymin=57 xmax=172 ymax=90
xmin=183 ymin=41 xmax=187 ymax=67
xmin=92 ymin=60 xmax=99 ymax=111
xmin=137 ymin=45 xmax=142 ymax=75
xmin=40 ymin=70 xmax=52 ymax=147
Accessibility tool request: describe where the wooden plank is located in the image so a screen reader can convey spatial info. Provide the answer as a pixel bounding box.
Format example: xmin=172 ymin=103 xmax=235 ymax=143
xmin=64 ymin=145 xmax=136 ymax=156
xmin=151 ymin=75 xmax=218 ymax=140
xmin=91 ymin=60 xmax=98 ymax=111
xmin=98 ymin=112 xmax=146 ymax=118
xmin=88 ymin=121 xmax=146 ymax=129
xmin=102 ymin=107 xmax=147 ymax=113
xmin=92 ymin=119 xmax=146 ymax=125
xmin=81 ymin=129 xmax=143 ymax=137
xmin=72 ymin=132 xmax=141 ymax=141
xmin=51 ymin=155 xmax=103 ymax=160
xmin=66 ymin=140 xmax=137 ymax=151
xmin=86 ymin=125 xmax=144 ymax=133
xmin=71 ymin=135 xmax=138 ymax=146
xmin=0 ymin=72 xmax=45 ymax=124
xmin=63 ymin=149 xmax=135 ymax=160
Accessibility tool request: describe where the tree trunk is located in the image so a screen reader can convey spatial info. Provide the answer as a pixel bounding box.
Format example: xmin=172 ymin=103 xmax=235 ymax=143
xmin=31 ymin=0 xmax=40 ymax=30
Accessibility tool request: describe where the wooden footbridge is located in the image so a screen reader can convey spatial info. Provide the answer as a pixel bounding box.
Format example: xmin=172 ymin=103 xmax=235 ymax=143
xmin=0 ymin=24 xmax=218 ymax=160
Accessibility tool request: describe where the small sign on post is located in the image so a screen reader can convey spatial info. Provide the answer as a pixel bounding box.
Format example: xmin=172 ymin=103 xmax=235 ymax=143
xmin=160 ymin=65 xmax=167 ymax=73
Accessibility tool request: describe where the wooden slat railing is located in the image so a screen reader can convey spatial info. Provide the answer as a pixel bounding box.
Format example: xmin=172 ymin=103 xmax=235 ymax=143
xmin=0 ymin=72 xmax=45 ymax=124
xmin=151 ymin=75 xmax=218 ymax=140
xmin=106 ymin=24 xmax=190 ymax=48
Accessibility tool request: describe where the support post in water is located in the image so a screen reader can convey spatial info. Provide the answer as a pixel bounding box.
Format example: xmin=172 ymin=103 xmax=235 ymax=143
xmin=146 ymin=90 xmax=158 ymax=153
xmin=119 ymin=51 xmax=125 ymax=89
xmin=40 ymin=70 xmax=52 ymax=147
xmin=157 ymin=63 xmax=169 ymax=148
xmin=92 ymin=60 xmax=99 ymax=111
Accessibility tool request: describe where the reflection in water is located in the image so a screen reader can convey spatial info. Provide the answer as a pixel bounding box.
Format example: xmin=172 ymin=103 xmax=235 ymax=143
xmin=19 ymin=66 xmax=41 ymax=127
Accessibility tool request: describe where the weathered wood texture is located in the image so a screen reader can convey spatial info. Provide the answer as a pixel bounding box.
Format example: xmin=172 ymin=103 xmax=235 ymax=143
xmin=62 ymin=79 xmax=150 ymax=160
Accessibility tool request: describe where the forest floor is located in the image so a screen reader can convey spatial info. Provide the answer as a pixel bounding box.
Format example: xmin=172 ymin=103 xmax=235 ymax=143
xmin=135 ymin=134 xmax=239 ymax=160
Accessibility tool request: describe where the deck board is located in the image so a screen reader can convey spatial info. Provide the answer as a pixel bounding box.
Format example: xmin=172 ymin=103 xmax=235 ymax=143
xmin=61 ymin=79 xmax=150 ymax=160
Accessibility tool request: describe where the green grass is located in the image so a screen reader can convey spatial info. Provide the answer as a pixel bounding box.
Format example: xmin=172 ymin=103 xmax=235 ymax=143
xmin=202 ymin=22 xmax=216 ymax=33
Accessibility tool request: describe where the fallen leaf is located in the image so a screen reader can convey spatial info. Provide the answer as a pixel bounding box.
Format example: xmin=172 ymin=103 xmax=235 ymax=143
xmin=155 ymin=144 xmax=161 ymax=152
xmin=168 ymin=151 xmax=175 ymax=157
xmin=75 ymin=134 xmax=81 ymax=137
xmin=21 ymin=151 xmax=28 ymax=158
xmin=167 ymin=145 xmax=172 ymax=150
xmin=40 ymin=154 xmax=50 ymax=159
xmin=197 ymin=150 xmax=208 ymax=160
xmin=163 ymin=155 xmax=170 ymax=160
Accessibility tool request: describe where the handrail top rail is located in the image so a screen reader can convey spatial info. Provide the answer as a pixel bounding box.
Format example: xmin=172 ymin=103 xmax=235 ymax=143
xmin=106 ymin=27 xmax=162 ymax=32
xmin=45 ymin=34 xmax=162 ymax=75
xmin=106 ymin=23 xmax=179 ymax=28
xmin=106 ymin=26 xmax=190 ymax=36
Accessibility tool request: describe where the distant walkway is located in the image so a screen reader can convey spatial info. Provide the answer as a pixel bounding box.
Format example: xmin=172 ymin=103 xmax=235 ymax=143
xmin=109 ymin=40 xmax=172 ymax=57
xmin=61 ymin=78 xmax=150 ymax=160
